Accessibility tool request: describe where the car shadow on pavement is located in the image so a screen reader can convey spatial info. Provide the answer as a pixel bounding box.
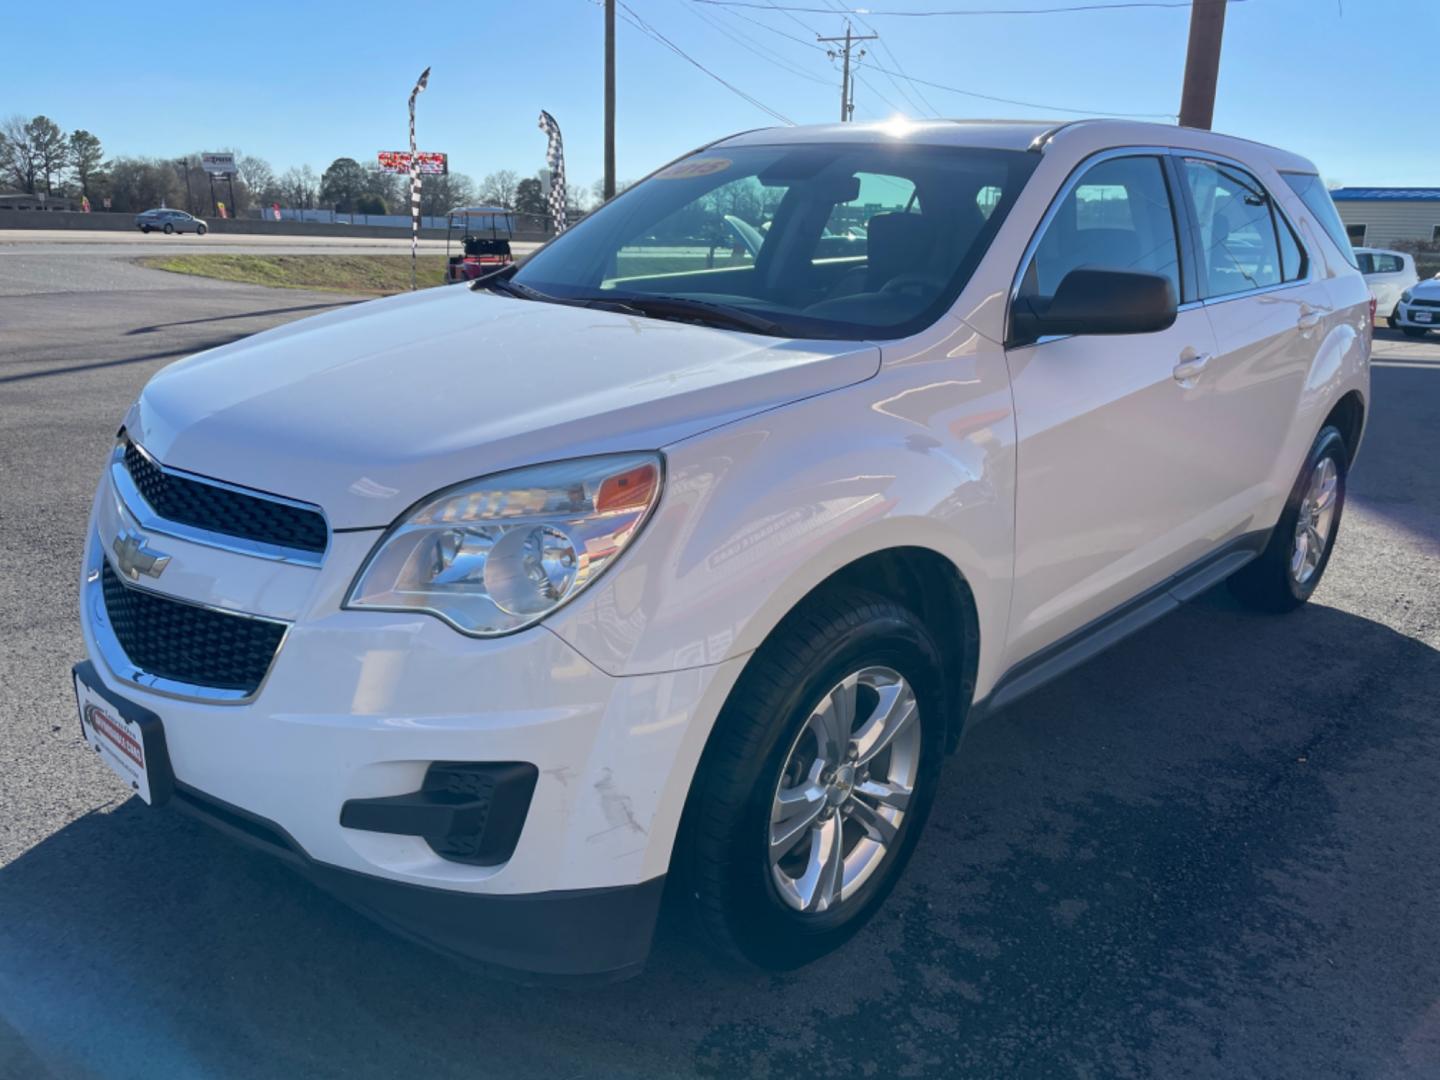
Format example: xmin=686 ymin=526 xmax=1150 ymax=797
xmin=4 ymin=593 xmax=1440 ymax=1080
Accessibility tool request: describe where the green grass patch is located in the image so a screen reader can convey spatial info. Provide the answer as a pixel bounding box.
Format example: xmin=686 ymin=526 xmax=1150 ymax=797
xmin=136 ymin=254 xmax=451 ymax=294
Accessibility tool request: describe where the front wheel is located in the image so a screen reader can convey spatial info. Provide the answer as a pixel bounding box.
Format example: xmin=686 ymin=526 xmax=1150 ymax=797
xmin=195 ymin=224 xmax=207 ymax=236
xmin=162 ymin=223 xmax=174 ymax=235
xmin=1402 ymin=327 xmax=1429 ymax=338
xmin=679 ymin=589 xmax=946 ymax=969
xmin=1229 ymin=425 xmax=1347 ymax=612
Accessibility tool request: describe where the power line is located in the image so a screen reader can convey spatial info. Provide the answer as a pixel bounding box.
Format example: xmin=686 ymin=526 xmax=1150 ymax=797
xmin=615 ymin=1 xmax=796 ymax=123
xmin=682 ymin=1 xmax=837 ymax=85
xmin=695 ymin=0 xmax=1242 ymax=16
xmin=862 ymin=60 xmax=1176 ymax=117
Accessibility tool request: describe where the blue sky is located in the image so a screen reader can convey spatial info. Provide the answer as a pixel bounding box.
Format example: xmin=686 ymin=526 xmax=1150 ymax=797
xmin=4 ymin=0 xmax=1436 ymax=190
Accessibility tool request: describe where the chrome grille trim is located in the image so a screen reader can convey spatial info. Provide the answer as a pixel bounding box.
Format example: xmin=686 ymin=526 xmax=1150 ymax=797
xmin=84 ymin=544 xmax=292 ymax=706
xmin=111 ymin=440 xmax=328 ymax=568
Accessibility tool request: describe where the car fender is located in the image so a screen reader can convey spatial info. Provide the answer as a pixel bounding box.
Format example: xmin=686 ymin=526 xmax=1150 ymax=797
xmin=546 ymin=328 xmax=1018 ymax=699
xmin=1271 ymin=275 xmax=1369 ymax=496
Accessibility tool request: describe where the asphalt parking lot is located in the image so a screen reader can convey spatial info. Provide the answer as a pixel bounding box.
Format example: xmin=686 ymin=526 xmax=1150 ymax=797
xmin=2 ymin=246 xmax=1439 ymax=1079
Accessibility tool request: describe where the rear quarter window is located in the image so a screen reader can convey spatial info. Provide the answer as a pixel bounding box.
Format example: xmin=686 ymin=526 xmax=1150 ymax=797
xmin=1281 ymin=173 xmax=1359 ymax=269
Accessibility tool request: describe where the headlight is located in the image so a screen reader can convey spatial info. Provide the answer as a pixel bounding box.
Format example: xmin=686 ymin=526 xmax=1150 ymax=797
xmin=346 ymin=453 xmax=661 ymax=636
xmin=1401 ymin=289 xmax=1413 ymax=304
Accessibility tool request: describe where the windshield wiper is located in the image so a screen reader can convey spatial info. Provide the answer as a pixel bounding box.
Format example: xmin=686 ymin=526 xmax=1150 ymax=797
xmin=570 ymin=294 xmax=784 ymax=335
xmin=472 ymin=273 xmax=551 ymax=302
xmin=474 ymin=274 xmax=784 ymax=335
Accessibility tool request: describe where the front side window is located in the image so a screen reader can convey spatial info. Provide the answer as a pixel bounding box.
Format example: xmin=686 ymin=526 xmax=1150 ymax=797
xmin=1182 ymin=158 xmax=1304 ymax=298
xmin=513 ymin=142 xmax=1038 ymax=340
xmin=1016 ymin=154 xmax=1181 ymax=311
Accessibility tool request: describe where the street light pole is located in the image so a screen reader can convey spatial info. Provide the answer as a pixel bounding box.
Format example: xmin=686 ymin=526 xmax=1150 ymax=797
xmin=1179 ymin=0 xmax=1227 ymax=129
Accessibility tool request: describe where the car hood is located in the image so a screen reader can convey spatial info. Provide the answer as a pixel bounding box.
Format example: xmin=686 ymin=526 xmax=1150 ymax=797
xmin=127 ymin=286 xmax=880 ymax=528
xmin=1409 ymin=277 xmax=1440 ymax=299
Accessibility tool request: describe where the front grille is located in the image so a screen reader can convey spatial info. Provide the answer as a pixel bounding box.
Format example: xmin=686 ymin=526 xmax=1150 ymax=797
xmin=1410 ymin=298 xmax=1440 ymax=309
xmin=123 ymin=441 xmax=327 ymax=555
xmin=101 ymin=561 xmax=287 ymax=695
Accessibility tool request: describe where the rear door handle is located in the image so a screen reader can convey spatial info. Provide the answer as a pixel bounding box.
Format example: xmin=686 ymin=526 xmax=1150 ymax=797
xmin=1173 ymin=353 xmax=1211 ymax=383
xmin=1297 ymin=304 xmax=1324 ymax=330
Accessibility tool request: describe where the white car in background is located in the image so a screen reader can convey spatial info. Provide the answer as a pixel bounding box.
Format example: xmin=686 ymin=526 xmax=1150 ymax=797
xmin=1354 ymin=246 xmax=1418 ymax=322
xmin=1391 ymin=274 xmax=1440 ymax=338
xmin=73 ymin=119 xmax=1370 ymax=980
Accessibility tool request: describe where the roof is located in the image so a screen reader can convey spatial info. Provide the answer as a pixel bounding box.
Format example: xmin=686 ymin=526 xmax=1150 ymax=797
xmin=710 ymin=119 xmax=1315 ymax=172
xmin=715 ymin=119 xmax=1064 ymax=153
xmin=1330 ymin=187 xmax=1440 ymax=202
xmin=447 ymin=205 xmax=514 ymax=216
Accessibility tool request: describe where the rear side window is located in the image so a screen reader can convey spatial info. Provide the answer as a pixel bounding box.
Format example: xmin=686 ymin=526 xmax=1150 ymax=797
xmin=1281 ymin=173 xmax=1360 ymax=269
xmin=1181 ymin=158 xmax=1304 ymax=298
xmin=1375 ymin=253 xmax=1404 ymax=273
xmin=1018 ymin=155 xmax=1182 ymax=306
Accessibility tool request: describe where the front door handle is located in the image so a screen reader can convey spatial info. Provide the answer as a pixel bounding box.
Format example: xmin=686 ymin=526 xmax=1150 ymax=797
xmin=1173 ymin=352 xmax=1211 ymax=383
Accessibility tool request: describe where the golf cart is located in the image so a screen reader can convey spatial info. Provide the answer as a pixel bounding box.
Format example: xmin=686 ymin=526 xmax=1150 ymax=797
xmin=445 ymin=205 xmax=517 ymax=284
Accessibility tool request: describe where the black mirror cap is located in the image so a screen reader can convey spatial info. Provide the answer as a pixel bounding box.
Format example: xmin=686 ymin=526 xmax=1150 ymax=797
xmin=1010 ymin=268 xmax=1178 ymax=346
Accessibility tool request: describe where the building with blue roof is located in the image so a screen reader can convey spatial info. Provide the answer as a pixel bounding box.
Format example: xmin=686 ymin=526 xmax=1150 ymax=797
xmin=1330 ymin=187 xmax=1440 ymax=248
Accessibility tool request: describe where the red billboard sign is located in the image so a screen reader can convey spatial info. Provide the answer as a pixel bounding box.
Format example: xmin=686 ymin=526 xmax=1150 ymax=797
xmin=377 ymin=151 xmax=448 ymax=176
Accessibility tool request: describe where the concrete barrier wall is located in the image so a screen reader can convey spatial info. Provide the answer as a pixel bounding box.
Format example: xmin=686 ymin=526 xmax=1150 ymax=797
xmin=0 ymin=210 xmax=551 ymax=243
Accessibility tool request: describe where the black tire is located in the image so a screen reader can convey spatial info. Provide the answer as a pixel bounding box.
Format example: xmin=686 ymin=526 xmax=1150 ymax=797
xmin=679 ymin=587 xmax=946 ymax=969
xmin=140 ymin=226 xmax=150 ymax=234
xmin=163 ymin=223 xmax=174 ymax=235
xmin=195 ymin=224 xmax=207 ymax=236
xmin=1228 ymin=425 xmax=1348 ymax=613
xmin=1402 ymin=327 xmax=1428 ymax=338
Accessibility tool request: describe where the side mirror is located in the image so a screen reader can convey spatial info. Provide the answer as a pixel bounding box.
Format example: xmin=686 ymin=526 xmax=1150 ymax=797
xmin=1010 ymin=268 xmax=1178 ymax=346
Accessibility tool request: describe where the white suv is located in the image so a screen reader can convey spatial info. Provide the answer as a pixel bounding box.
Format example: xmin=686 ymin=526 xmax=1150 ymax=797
xmin=75 ymin=119 xmax=1370 ymax=980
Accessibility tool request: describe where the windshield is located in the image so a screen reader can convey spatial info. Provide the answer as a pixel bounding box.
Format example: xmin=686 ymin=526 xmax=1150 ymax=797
xmin=512 ymin=142 xmax=1038 ymax=340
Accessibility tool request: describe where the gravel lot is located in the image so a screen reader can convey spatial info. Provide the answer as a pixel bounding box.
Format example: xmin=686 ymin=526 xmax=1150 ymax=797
xmin=2 ymin=248 xmax=1438 ymax=1079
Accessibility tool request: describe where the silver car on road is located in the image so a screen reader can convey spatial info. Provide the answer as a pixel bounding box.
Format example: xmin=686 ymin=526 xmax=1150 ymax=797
xmin=134 ymin=209 xmax=208 ymax=235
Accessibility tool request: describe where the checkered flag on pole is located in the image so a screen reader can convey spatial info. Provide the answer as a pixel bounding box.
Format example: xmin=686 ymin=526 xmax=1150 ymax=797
xmin=408 ymin=66 xmax=431 ymax=290
xmin=538 ymin=110 xmax=568 ymax=235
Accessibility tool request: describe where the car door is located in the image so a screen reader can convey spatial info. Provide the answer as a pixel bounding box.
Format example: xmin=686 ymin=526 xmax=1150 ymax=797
xmin=1003 ymin=150 xmax=1222 ymax=663
xmin=1176 ymin=154 xmax=1320 ymax=530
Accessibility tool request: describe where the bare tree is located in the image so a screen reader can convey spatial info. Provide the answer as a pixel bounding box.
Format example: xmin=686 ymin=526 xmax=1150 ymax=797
xmin=478 ymin=169 xmax=520 ymax=208
xmin=236 ymin=154 xmax=276 ymax=204
xmin=278 ymin=165 xmax=319 ymax=209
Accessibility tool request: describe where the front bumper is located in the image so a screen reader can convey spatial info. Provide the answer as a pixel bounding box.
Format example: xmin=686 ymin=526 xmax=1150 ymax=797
xmin=1391 ymin=302 xmax=1439 ymax=329
xmin=78 ymin=467 xmax=745 ymax=977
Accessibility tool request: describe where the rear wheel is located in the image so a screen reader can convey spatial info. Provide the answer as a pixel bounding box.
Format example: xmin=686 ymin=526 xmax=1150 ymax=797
xmin=1229 ymin=425 xmax=1347 ymax=612
xmin=140 ymin=225 xmax=150 ymax=234
xmin=680 ymin=589 xmax=946 ymax=969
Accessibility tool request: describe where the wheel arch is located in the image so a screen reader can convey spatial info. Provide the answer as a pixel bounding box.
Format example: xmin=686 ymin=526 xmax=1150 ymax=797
xmin=1323 ymin=388 xmax=1366 ymax=462
xmin=809 ymin=547 xmax=980 ymax=752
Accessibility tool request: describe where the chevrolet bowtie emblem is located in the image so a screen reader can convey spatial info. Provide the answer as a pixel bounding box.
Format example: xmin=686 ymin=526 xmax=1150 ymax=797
xmin=112 ymin=530 xmax=171 ymax=581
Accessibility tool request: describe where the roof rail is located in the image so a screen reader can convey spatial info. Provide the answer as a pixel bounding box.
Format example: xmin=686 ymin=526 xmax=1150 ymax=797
xmin=1028 ymin=120 xmax=1087 ymax=153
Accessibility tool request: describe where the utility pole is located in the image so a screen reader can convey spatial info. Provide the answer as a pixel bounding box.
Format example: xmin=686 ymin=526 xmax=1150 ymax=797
xmin=604 ymin=0 xmax=616 ymax=201
xmin=818 ymin=22 xmax=877 ymax=122
xmin=1179 ymin=0 xmax=1227 ymax=129
xmin=177 ymin=159 xmax=195 ymax=213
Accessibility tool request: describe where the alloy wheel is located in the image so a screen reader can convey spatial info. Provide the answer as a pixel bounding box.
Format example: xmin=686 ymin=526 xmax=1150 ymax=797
xmin=1291 ymin=455 xmax=1338 ymax=584
xmin=768 ymin=666 xmax=921 ymax=914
